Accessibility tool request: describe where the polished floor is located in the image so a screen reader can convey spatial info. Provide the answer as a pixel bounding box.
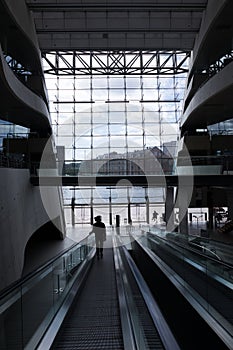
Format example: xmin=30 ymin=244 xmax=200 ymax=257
xmin=22 ymin=220 xmax=233 ymax=277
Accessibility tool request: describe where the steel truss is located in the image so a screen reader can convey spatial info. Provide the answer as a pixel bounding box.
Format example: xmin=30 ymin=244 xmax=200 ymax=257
xmin=202 ymin=51 xmax=233 ymax=76
xmin=4 ymin=55 xmax=32 ymax=76
xmin=42 ymin=50 xmax=190 ymax=76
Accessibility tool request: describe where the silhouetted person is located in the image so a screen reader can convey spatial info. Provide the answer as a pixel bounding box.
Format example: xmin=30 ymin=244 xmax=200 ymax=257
xmin=91 ymin=216 xmax=106 ymax=259
xmin=152 ymin=210 xmax=158 ymax=222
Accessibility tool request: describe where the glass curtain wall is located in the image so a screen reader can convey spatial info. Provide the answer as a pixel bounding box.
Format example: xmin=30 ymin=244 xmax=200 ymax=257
xmin=43 ymin=53 xmax=188 ymax=226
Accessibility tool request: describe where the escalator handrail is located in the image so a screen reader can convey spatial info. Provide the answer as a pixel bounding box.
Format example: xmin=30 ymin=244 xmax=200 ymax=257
xmin=120 ymin=242 xmax=181 ymax=350
xmin=132 ymin=233 xmax=233 ymax=349
xmin=36 ymin=247 xmax=95 ymax=350
xmin=188 ymin=241 xmax=222 ymax=260
xmin=112 ymin=234 xmax=137 ymax=350
xmin=147 ymin=231 xmax=233 ymax=269
xmin=146 ymin=233 xmax=233 ymax=290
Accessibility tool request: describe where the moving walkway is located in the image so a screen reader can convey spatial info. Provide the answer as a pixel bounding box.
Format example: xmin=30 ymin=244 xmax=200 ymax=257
xmin=0 ymin=232 xmax=178 ymax=350
xmin=131 ymin=229 xmax=233 ymax=349
xmin=0 ymin=229 xmax=232 ymax=349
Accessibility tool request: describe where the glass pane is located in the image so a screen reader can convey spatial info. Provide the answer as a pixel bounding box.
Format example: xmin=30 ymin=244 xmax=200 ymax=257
xmin=109 ymin=77 xmax=124 ymax=88
xmin=109 ymin=124 xmax=126 ymax=135
xmin=45 ymin=78 xmax=58 ymax=89
xmin=109 ymin=89 xmax=125 ymax=101
xmin=0 ymin=288 xmax=23 ymax=349
xmin=58 ymin=124 xmax=72 ymax=136
xmin=126 ymin=77 xmax=141 ymax=88
xmin=110 ymin=136 xmax=126 ymax=148
xmin=22 ymin=270 xmax=54 ymax=348
xmin=142 ymin=77 xmax=156 ymax=88
xmin=92 ymin=77 xmax=108 ymax=88
xmin=93 ymin=136 xmax=109 ymax=148
xmin=109 ymin=112 xmax=125 ymax=124
xmin=76 ymin=113 xmax=92 ymax=124
xmin=127 ymin=125 xmax=143 ymax=135
xmin=75 ymin=77 xmax=91 ymax=89
xmin=92 ymin=147 xmax=109 ymax=158
xmin=160 ymin=89 xmax=175 ymax=100
xmin=75 ymin=90 xmax=91 ymax=101
xmin=126 ymin=89 xmax=141 ymax=100
xmin=142 ymin=89 xmax=156 ymax=100
xmin=92 ymin=89 xmax=108 ymax=101
xmin=75 ymin=123 xmax=92 ymax=136
xmin=93 ymin=125 xmax=108 ymax=136
xmin=76 ymin=136 xmax=92 ymax=148
xmin=92 ymin=112 xmax=108 ymax=124
xmin=127 ymin=136 xmax=143 ymax=148
xmin=144 ymin=123 xmax=160 ymax=136
xmin=127 ymin=111 xmax=142 ymax=123
xmin=57 ymin=104 xmax=73 ymax=113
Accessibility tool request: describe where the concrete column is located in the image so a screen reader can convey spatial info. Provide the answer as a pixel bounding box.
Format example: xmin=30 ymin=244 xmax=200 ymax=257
xmin=179 ymin=211 xmax=188 ymax=234
xmin=207 ymin=189 xmax=214 ymax=229
xmin=90 ymin=199 xmax=94 ymax=225
xmin=178 ymin=188 xmax=189 ymax=235
xmin=145 ymin=195 xmax=149 ymax=224
xmin=116 ymin=214 xmax=120 ymax=234
xmin=71 ymin=197 xmax=75 ymax=226
xmin=109 ymin=196 xmax=112 ymax=225
xmin=165 ymin=187 xmax=175 ymax=231
xmin=127 ymin=202 xmax=132 ymax=224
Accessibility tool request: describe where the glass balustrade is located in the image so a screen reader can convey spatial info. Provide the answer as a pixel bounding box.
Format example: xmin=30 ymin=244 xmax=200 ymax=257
xmin=0 ymin=234 xmax=95 ymax=350
xmin=131 ymin=228 xmax=233 ymax=340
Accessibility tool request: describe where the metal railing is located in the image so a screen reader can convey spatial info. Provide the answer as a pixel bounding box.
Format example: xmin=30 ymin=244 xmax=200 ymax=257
xmin=115 ymin=233 xmax=181 ymax=350
xmin=0 ymin=152 xmax=27 ymax=169
xmin=138 ymin=230 xmax=233 ymax=342
xmin=31 ymin=154 xmax=233 ymax=177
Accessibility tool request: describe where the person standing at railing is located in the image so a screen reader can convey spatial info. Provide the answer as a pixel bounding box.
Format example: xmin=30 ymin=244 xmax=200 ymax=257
xmin=90 ymin=215 xmax=106 ymax=259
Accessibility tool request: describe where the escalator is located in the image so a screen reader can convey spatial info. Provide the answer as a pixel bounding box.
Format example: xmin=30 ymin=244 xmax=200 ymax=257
xmin=51 ymin=245 xmax=124 ymax=350
xmin=49 ymin=235 xmax=179 ymax=350
xmin=129 ymin=231 xmax=233 ymax=350
xmin=4 ymin=228 xmax=230 ymax=350
xmin=0 ymin=231 xmax=179 ymax=349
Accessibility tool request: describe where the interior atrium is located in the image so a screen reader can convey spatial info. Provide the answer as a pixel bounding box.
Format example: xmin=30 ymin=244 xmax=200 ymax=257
xmin=0 ymin=1 xmax=232 ymax=349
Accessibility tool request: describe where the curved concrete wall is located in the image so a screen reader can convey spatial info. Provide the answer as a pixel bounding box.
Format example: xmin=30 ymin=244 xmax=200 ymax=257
xmin=0 ymin=45 xmax=51 ymax=130
xmin=188 ymin=0 xmax=228 ymax=80
xmin=0 ymin=168 xmax=65 ymax=291
xmin=0 ymin=0 xmax=66 ymax=293
xmin=0 ymin=0 xmax=49 ymax=106
xmin=182 ymin=0 xmax=233 ymax=132
xmin=2 ymin=0 xmax=42 ymax=72
xmin=182 ymin=60 xmax=233 ymax=130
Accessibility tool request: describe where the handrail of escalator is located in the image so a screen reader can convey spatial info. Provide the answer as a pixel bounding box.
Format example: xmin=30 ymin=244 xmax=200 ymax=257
xmin=147 ymin=231 xmax=233 ymax=270
xmin=113 ymin=234 xmax=180 ymax=350
xmin=112 ymin=234 xmax=137 ymax=350
xmin=146 ymin=232 xmax=233 ymax=290
xmin=188 ymin=241 xmax=222 ymax=261
xmin=122 ymin=244 xmax=180 ymax=350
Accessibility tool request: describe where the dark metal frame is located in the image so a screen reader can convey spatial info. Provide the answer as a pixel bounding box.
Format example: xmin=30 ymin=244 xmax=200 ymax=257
xmin=201 ymin=50 xmax=233 ymax=76
xmin=42 ymin=50 xmax=190 ymax=76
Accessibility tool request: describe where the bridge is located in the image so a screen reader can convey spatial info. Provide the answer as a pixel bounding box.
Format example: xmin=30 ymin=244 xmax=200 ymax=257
xmin=30 ymin=174 xmax=233 ymax=187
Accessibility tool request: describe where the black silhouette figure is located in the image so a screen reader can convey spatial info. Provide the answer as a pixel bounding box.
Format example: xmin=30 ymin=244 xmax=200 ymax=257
xmin=152 ymin=210 xmax=158 ymax=222
xmin=91 ymin=216 xmax=106 ymax=259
